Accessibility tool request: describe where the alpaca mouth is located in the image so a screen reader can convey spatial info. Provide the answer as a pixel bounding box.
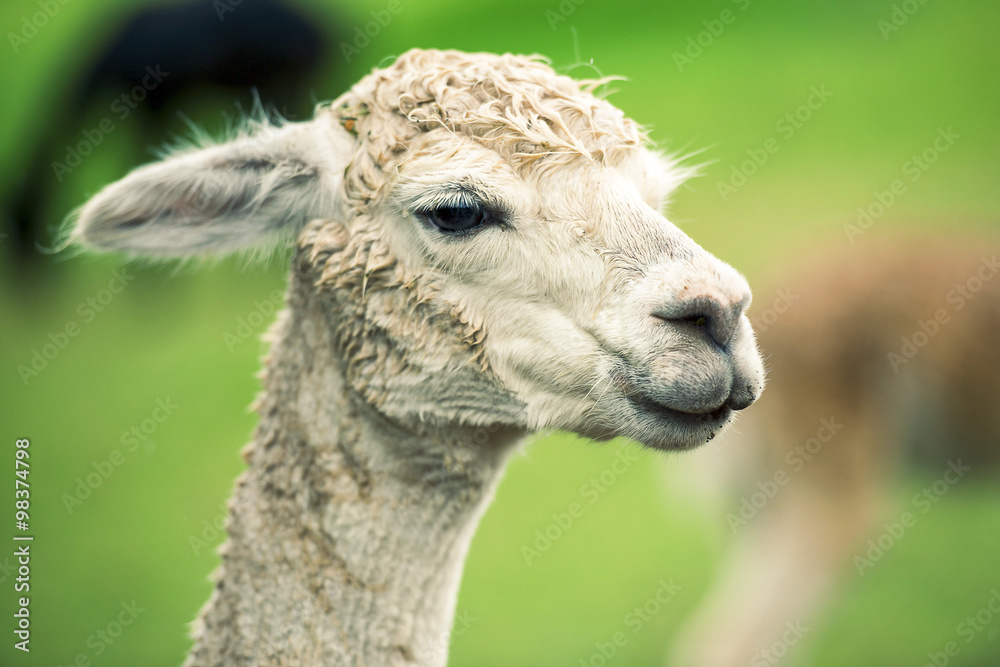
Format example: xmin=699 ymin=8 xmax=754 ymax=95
xmin=609 ymin=364 xmax=734 ymax=436
xmin=629 ymin=393 xmax=732 ymax=429
xmin=610 ymin=367 xmax=736 ymax=449
xmin=596 ymin=364 xmax=735 ymax=451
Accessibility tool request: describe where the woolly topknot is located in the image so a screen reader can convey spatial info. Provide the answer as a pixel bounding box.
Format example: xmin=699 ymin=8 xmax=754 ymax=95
xmin=329 ymin=49 xmax=646 ymax=177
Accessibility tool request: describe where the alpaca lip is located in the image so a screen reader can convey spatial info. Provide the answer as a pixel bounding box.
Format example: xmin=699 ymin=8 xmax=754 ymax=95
xmin=610 ymin=365 xmax=733 ymax=430
xmin=620 ymin=391 xmax=734 ymax=451
xmin=631 ymin=393 xmax=732 ymax=427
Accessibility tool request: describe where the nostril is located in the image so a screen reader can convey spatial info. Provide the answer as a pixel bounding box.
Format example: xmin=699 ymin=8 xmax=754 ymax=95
xmin=653 ymin=296 xmax=744 ymax=349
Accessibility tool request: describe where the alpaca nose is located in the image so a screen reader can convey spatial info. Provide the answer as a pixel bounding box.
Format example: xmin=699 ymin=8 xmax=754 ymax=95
xmin=652 ymin=292 xmax=750 ymax=349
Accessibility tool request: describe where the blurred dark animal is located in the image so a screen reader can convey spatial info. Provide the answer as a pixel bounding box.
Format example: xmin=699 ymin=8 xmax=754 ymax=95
xmin=5 ymin=0 xmax=333 ymax=264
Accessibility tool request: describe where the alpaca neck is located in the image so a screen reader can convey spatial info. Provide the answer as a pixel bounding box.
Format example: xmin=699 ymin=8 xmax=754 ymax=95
xmin=186 ymin=300 xmax=525 ymax=666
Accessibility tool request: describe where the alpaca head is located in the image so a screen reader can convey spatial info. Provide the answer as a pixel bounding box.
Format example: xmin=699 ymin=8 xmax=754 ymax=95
xmin=73 ymin=49 xmax=763 ymax=451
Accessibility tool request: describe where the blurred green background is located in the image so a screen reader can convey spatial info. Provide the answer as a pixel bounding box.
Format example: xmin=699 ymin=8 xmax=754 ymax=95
xmin=2 ymin=0 xmax=999 ymax=665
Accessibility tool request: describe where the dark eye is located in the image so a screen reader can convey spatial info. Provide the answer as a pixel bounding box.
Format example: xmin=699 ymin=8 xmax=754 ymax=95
xmin=421 ymin=205 xmax=490 ymax=233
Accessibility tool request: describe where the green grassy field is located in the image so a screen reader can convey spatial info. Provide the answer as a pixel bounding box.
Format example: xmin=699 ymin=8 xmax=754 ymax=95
xmin=2 ymin=0 xmax=999 ymax=665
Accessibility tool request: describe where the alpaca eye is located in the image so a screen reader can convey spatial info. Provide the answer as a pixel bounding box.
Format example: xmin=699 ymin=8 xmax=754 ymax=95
xmin=421 ymin=205 xmax=489 ymax=233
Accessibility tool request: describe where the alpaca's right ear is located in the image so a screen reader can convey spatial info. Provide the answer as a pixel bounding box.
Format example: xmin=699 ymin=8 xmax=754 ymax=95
xmin=72 ymin=117 xmax=353 ymax=256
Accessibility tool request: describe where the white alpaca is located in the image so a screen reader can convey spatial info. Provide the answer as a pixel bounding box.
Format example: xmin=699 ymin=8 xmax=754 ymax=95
xmin=72 ymin=49 xmax=764 ymax=666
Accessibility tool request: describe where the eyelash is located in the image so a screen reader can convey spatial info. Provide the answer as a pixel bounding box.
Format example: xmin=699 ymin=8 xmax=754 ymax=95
xmin=411 ymin=192 xmax=508 ymax=236
xmin=418 ymin=205 xmax=493 ymax=234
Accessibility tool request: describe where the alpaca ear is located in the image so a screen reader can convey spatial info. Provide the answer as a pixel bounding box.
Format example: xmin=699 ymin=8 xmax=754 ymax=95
xmin=72 ymin=117 xmax=352 ymax=256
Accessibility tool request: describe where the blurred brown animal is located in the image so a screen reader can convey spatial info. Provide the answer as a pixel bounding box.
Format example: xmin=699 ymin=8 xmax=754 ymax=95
xmin=668 ymin=233 xmax=1000 ymax=666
